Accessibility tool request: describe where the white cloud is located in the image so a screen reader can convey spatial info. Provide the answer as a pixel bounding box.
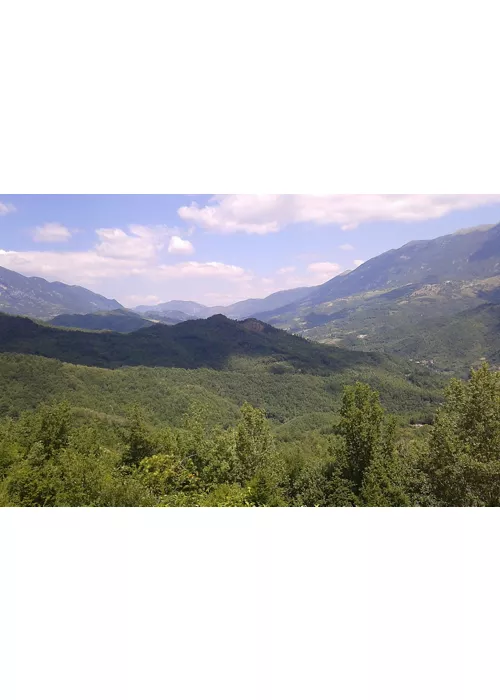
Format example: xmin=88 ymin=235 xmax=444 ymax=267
xmin=0 ymin=217 xmax=257 ymax=306
xmin=353 ymin=259 xmax=365 ymax=267
xmin=95 ymin=225 xmax=171 ymax=260
xmin=0 ymin=248 xmax=249 ymax=285
xmin=32 ymin=222 xmax=72 ymax=242
xmin=308 ymin=262 xmax=342 ymax=275
xmin=305 ymin=261 xmax=343 ymax=284
xmin=296 ymin=262 xmax=342 ymax=287
xmin=178 ymin=194 xmax=500 ymax=234
xmin=179 ymin=195 xmax=281 ymax=234
xmin=168 ymin=235 xmax=194 ymax=255
xmin=277 ymin=266 xmax=296 ymax=274
xmin=339 ymin=243 xmax=355 ymax=251
xmin=0 ymin=248 xmax=147 ymax=282
xmin=0 ymin=201 xmax=16 ymax=216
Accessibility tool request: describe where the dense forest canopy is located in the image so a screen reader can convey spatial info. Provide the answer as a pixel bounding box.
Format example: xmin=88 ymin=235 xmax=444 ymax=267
xmin=1 ymin=364 xmax=499 ymax=507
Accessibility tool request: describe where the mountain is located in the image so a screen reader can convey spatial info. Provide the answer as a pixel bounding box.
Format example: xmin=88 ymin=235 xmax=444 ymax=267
xmin=261 ymin=223 xmax=500 ymax=332
xmin=349 ymin=302 xmax=500 ymax=375
xmin=299 ymin=275 xmax=500 ymax=346
xmin=135 ymin=286 xmax=315 ymax=322
xmin=135 ymin=300 xmax=210 ymax=316
xmin=211 ymin=286 xmax=315 ymax=319
xmin=49 ymin=309 xmax=154 ymax=333
xmin=311 ymin=223 xmax=500 ymax=303
xmin=0 ymin=311 xmax=414 ymax=374
xmin=0 ymin=265 xmax=123 ymax=320
xmin=0 ymin=313 xmax=443 ymax=423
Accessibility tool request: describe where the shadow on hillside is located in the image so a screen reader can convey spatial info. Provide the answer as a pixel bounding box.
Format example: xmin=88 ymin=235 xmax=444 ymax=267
xmin=0 ymin=313 xmax=379 ymax=374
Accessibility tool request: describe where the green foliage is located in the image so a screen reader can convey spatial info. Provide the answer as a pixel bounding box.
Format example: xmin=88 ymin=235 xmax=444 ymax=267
xmin=235 ymin=404 xmax=275 ymax=484
xmin=2 ymin=294 xmax=500 ymax=508
xmin=121 ymin=406 xmax=157 ymax=470
xmin=337 ymin=383 xmax=384 ymax=492
xmin=425 ymin=364 xmax=500 ymax=506
xmin=1 ymin=365 xmax=500 ymax=507
xmin=0 ymin=312 xmax=425 ymax=378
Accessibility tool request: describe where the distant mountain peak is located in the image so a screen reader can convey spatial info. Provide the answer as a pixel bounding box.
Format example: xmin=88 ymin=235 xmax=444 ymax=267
xmin=0 ymin=265 xmax=122 ymax=320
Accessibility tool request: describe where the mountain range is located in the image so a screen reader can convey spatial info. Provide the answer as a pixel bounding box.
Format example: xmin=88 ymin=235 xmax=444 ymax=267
xmin=4 ymin=216 xmax=500 ymax=509
xmin=0 ymin=264 xmax=313 ymax=324
xmin=256 ymin=223 xmax=500 ymax=329
xmin=132 ymin=222 xmax=500 ymax=338
xmin=3 ymin=221 xmax=500 ymax=374
xmin=0 ymin=265 xmax=123 ymax=319
xmin=133 ymin=286 xmax=314 ymax=322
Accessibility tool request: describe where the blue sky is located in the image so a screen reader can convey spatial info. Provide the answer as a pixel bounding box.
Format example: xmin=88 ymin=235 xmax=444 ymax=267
xmin=1 ymin=194 xmax=500 ymax=307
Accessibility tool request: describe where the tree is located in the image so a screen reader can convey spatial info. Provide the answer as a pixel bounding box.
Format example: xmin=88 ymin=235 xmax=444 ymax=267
xmin=138 ymin=453 xmax=199 ymax=501
xmin=235 ymin=403 xmax=275 ymax=485
xmin=426 ymin=364 xmax=500 ymax=506
xmin=333 ymin=384 xmax=413 ymax=506
xmin=23 ymin=402 xmax=71 ymax=459
xmin=337 ymin=383 xmax=384 ymax=494
xmin=121 ymin=405 xmax=156 ymax=471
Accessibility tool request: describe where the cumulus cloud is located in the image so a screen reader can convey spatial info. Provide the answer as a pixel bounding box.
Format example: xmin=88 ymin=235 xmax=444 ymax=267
xmin=179 ymin=195 xmax=281 ymax=234
xmin=0 ymin=220 xmax=262 ymax=306
xmin=168 ymin=235 xmax=194 ymax=255
xmin=94 ymin=225 xmax=171 ymax=260
xmin=0 ymin=248 xmax=249 ymax=285
xmin=339 ymin=243 xmax=355 ymax=251
xmin=178 ymin=194 xmax=500 ymax=234
xmin=0 ymin=248 xmax=146 ymax=282
xmin=277 ymin=266 xmax=296 ymax=274
xmin=32 ymin=222 xmax=72 ymax=242
xmin=0 ymin=201 xmax=16 ymax=216
xmin=353 ymin=259 xmax=365 ymax=267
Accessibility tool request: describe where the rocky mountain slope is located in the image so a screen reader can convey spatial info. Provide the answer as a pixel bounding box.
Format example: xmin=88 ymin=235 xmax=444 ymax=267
xmin=0 ymin=265 xmax=122 ymax=319
xmin=259 ymin=223 xmax=500 ymax=334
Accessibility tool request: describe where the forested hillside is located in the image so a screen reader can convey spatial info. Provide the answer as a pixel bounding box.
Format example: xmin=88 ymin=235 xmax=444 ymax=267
xmin=340 ymin=302 xmax=500 ymax=374
xmin=1 ymin=365 xmax=498 ymax=507
xmin=0 ymin=308 xmax=452 ymax=507
xmin=0 ymin=312 xmax=404 ymax=373
xmin=50 ymin=309 xmax=154 ymax=333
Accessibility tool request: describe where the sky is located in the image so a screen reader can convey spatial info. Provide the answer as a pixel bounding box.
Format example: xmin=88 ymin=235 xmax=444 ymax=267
xmin=1 ymin=194 xmax=500 ymax=308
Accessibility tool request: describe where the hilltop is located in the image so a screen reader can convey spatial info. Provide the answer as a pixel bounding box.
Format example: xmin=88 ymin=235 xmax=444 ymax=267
xmin=0 ymin=312 xmax=390 ymax=372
